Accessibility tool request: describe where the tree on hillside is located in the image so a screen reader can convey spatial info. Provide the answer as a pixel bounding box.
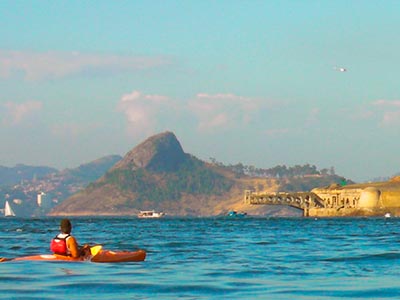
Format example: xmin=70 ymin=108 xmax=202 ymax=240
xmin=209 ymin=159 xmax=330 ymax=179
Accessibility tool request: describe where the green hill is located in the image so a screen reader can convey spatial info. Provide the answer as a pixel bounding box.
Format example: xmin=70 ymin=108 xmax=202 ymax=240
xmin=49 ymin=132 xmax=237 ymax=216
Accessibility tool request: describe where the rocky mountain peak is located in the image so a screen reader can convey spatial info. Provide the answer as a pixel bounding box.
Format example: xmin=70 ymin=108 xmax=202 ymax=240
xmin=111 ymin=131 xmax=187 ymax=172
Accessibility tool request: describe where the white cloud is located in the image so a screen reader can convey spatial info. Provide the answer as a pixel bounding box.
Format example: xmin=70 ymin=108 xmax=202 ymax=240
xmin=372 ymin=99 xmax=400 ymax=127
xmin=373 ymin=99 xmax=400 ymax=107
xmin=0 ymin=50 xmax=171 ymax=80
xmin=1 ymin=101 xmax=42 ymax=125
xmin=381 ymin=111 xmax=400 ymax=127
xmin=117 ymin=91 xmax=281 ymax=135
xmin=117 ymin=90 xmax=170 ymax=137
xmin=188 ymin=93 xmax=261 ymax=132
xmin=350 ymin=109 xmax=374 ymax=121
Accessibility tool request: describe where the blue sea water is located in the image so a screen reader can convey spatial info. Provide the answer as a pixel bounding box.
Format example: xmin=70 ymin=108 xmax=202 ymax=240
xmin=1 ymin=216 xmax=400 ymax=299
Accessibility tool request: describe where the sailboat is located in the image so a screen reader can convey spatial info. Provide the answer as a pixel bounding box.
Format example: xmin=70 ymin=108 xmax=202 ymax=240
xmin=4 ymin=200 xmax=16 ymax=217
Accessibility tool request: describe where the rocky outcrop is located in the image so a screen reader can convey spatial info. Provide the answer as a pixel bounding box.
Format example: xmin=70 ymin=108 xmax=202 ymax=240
xmin=110 ymin=131 xmax=187 ymax=172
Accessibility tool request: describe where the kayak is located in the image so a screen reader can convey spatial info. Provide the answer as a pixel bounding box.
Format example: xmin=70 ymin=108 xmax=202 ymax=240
xmin=0 ymin=249 xmax=146 ymax=263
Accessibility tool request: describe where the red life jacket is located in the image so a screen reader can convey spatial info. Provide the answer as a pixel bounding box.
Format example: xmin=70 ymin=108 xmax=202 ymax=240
xmin=50 ymin=234 xmax=70 ymax=255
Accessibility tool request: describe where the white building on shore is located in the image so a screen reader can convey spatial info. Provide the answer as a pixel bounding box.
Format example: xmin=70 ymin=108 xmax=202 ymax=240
xmin=37 ymin=192 xmax=50 ymax=208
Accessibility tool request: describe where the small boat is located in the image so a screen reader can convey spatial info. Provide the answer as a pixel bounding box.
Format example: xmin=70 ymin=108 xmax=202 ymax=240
xmin=138 ymin=210 xmax=165 ymax=218
xmin=1 ymin=248 xmax=146 ymax=263
xmin=384 ymin=212 xmax=391 ymax=218
xmin=4 ymin=201 xmax=16 ymax=217
xmin=227 ymin=210 xmax=247 ymax=217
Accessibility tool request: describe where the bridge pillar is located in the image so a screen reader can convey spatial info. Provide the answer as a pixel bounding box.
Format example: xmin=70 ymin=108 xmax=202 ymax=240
xmin=303 ymin=207 xmax=309 ymax=217
xmin=244 ymin=190 xmax=251 ymax=204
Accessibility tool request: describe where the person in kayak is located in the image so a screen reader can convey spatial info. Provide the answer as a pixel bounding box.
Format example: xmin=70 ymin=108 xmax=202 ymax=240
xmin=50 ymin=219 xmax=89 ymax=258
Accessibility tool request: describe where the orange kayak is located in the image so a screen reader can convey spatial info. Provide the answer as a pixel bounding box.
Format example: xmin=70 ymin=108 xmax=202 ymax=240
xmin=1 ymin=249 xmax=146 ymax=263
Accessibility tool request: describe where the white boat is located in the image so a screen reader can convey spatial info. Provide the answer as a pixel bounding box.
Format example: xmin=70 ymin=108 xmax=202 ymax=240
xmin=4 ymin=201 xmax=16 ymax=217
xmin=384 ymin=212 xmax=391 ymax=218
xmin=138 ymin=210 xmax=165 ymax=218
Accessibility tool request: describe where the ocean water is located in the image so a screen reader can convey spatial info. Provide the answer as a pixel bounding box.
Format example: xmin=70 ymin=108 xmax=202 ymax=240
xmin=1 ymin=216 xmax=400 ymax=299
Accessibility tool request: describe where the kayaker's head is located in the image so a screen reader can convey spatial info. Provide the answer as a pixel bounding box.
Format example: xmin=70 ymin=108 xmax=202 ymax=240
xmin=60 ymin=219 xmax=72 ymax=234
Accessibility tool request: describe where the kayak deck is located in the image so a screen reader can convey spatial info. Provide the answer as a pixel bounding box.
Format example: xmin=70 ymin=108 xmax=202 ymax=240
xmin=2 ymin=249 xmax=146 ymax=263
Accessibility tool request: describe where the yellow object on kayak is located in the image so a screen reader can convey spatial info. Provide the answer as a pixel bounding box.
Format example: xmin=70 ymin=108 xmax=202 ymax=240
xmin=90 ymin=245 xmax=102 ymax=256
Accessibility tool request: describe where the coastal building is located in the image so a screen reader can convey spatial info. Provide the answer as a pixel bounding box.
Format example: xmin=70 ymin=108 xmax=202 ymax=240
xmin=37 ymin=192 xmax=49 ymax=208
xmin=245 ymin=176 xmax=400 ymax=217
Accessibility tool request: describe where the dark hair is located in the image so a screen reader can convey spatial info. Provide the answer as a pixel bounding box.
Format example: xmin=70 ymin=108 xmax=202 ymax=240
xmin=60 ymin=219 xmax=72 ymax=234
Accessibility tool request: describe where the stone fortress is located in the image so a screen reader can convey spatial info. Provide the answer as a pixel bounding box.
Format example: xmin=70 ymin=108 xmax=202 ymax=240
xmin=245 ymin=176 xmax=400 ymax=217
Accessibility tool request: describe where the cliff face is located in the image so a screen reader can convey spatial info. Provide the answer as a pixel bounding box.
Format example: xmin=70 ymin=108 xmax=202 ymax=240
xmin=49 ymin=131 xmax=284 ymax=216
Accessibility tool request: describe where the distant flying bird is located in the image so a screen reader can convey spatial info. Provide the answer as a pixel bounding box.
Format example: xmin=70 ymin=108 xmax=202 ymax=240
xmin=333 ymin=66 xmax=347 ymax=72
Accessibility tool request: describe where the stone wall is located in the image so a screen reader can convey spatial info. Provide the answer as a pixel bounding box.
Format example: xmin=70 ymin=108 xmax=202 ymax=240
xmin=312 ymin=186 xmax=362 ymax=209
xmin=310 ymin=181 xmax=400 ymax=217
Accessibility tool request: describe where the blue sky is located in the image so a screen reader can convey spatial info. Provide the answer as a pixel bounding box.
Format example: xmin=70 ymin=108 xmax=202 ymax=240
xmin=1 ymin=1 xmax=399 ymax=182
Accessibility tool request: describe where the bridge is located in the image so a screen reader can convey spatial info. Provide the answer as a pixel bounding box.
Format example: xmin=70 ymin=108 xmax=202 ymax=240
xmin=244 ymin=190 xmax=325 ymax=216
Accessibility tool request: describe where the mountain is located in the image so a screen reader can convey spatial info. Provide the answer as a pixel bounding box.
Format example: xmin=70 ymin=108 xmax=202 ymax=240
xmin=110 ymin=131 xmax=188 ymax=172
xmin=58 ymin=155 xmax=122 ymax=184
xmin=49 ymin=131 xmax=355 ymax=217
xmin=0 ymin=155 xmax=122 ymax=217
xmin=0 ymin=164 xmax=58 ymax=186
xmin=49 ymin=131 xmax=282 ymax=216
xmin=1 ymin=132 xmax=353 ymax=217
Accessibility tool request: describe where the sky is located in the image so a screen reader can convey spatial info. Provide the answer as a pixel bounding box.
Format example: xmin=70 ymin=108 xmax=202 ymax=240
xmin=0 ymin=1 xmax=400 ymax=182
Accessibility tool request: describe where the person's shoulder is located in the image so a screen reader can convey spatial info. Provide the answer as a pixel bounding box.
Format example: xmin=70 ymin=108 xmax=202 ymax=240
xmin=66 ymin=235 xmax=76 ymax=242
